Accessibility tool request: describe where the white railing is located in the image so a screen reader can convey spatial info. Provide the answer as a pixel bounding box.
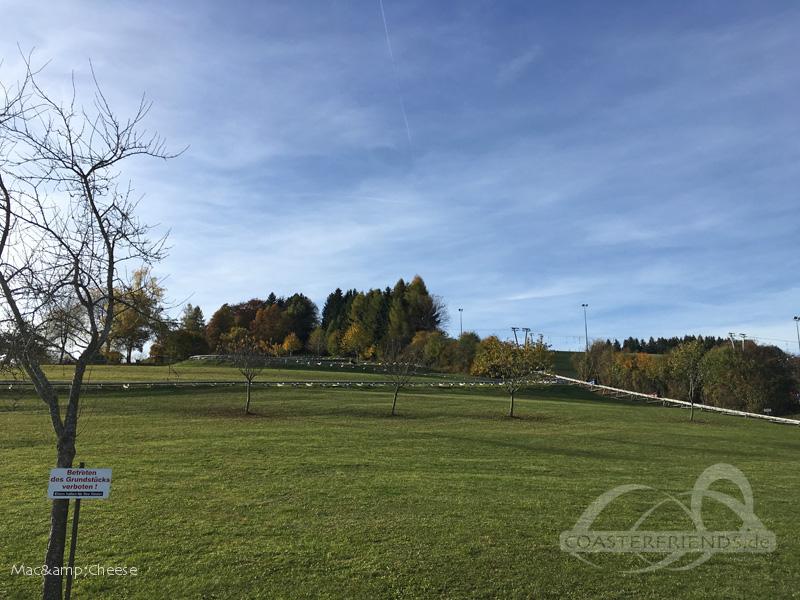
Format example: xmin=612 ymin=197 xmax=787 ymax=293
xmin=549 ymin=373 xmax=800 ymax=426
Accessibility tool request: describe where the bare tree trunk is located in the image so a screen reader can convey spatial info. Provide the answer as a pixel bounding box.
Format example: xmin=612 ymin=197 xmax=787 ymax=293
xmin=391 ymin=385 xmax=399 ymax=416
xmin=42 ymin=441 xmax=76 ymax=599
xmin=126 ymin=345 xmax=133 ymax=364
xmin=508 ymin=390 xmax=515 ymax=417
xmin=41 ymin=361 xmax=87 ymax=598
xmin=245 ymin=380 xmax=252 ymax=414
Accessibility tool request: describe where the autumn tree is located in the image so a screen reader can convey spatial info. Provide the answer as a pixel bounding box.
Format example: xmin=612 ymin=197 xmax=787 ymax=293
xmin=0 ymin=59 xmax=174 ymax=599
xmin=219 ymin=326 xmax=249 ymax=351
xmin=472 ymin=336 xmax=553 ymax=417
xmin=283 ymin=293 xmax=318 ymax=344
xmin=232 ymin=298 xmax=268 ymax=330
xmin=453 ymin=332 xmax=480 ymax=373
xmin=282 ymin=332 xmax=302 ymax=356
xmin=668 ymin=340 xmax=706 ymax=420
xmin=306 ymin=326 xmax=326 ymax=355
xmin=341 ymin=322 xmax=370 ymax=359
xmin=326 ymin=329 xmax=342 ymax=356
xmin=108 ymin=267 xmax=164 ymax=363
xmin=250 ymin=303 xmax=289 ymax=345
xmin=700 ymin=343 xmax=796 ymax=415
xmin=205 ymin=303 xmax=235 ymax=351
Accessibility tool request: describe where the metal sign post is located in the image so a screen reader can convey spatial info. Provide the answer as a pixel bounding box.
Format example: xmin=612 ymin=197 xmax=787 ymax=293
xmin=64 ymin=461 xmax=84 ymax=600
xmin=47 ymin=463 xmax=112 ymax=600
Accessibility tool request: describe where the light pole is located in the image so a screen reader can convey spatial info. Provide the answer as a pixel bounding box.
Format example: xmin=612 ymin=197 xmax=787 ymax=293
xmin=458 ymin=308 xmax=463 ymax=337
xmin=794 ymin=316 xmax=800 ymax=354
xmin=581 ymin=304 xmax=589 ymax=353
xmin=739 ymin=333 xmax=746 ymax=351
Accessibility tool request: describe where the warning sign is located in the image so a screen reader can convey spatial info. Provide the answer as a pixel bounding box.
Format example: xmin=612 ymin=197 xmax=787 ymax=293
xmin=47 ymin=468 xmax=112 ymax=500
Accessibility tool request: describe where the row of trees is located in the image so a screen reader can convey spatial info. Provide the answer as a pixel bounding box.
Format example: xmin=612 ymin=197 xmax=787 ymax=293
xmin=223 ymin=331 xmax=556 ymax=418
xmin=205 ymin=292 xmax=318 ymax=353
xmin=599 ymin=335 xmax=730 ymax=354
xmin=146 ymin=275 xmax=448 ymax=363
xmin=36 ymin=270 xmax=488 ymax=374
xmin=575 ymin=340 xmax=800 ymax=416
xmin=313 ymin=276 xmax=445 ymax=359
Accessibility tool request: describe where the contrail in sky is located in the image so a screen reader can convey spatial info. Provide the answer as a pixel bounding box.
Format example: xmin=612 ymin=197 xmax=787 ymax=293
xmin=378 ymin=0 xmax=412 ymax=147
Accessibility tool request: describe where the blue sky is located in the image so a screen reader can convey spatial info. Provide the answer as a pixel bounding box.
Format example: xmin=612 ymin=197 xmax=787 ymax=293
xmin=3 ymin=1 xmax=799 ymax=351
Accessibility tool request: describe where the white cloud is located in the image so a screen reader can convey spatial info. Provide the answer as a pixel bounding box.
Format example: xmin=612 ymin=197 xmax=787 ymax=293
xmin=1 ymin=2 xmax=799 ymax=348
xmin=496 ymin=47 xmax=541 ymax=85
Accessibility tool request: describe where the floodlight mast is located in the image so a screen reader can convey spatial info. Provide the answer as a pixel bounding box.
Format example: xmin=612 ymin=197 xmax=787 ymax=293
xmin=581 ymin=304 xmax=589 ymax=353
xmin=794 ymin=317 xmax=800 ymax=354
xmin=458 ymin=308 xmax=463 ymax=337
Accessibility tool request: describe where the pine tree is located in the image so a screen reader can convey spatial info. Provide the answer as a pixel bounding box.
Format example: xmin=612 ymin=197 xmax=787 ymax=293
xmin=387 ymin=279 xmax=410 ymax=343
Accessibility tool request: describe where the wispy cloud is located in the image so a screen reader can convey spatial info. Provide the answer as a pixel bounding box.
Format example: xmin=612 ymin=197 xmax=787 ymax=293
xmin=496 ymin=47 xmax=541 ymax=85
xmin=2 ymin=1 xmax=799 ymax=349
xmin=505 ymin=277 xmax=603 ymax=302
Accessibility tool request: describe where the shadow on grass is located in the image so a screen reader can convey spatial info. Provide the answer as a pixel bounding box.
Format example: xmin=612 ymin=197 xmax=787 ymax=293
xmin=173 ymin=396 xmax=565 ymax=424
xmin=428 ymin=431 xmax=624 ymax=462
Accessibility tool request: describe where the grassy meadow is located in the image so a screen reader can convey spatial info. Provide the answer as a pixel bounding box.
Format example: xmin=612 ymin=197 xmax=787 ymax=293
xmin=1 ymin=376 xmax=798 ymax=599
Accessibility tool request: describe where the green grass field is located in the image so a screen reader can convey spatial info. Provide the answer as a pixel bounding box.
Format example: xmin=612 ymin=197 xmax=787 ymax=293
xmin=1 ymin=382 xmax=798 ymax=599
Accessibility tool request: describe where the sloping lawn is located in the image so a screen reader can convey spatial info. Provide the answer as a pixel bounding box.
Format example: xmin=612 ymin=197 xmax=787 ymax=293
xmin=1 ymin=385 xmax=798 ymax=599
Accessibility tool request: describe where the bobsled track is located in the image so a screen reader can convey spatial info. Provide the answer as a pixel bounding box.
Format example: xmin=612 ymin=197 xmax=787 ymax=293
xmin=549 ymin=373 xmax=800 ymax=427
xmin=2 ymin=371 xmax=797 ymax=427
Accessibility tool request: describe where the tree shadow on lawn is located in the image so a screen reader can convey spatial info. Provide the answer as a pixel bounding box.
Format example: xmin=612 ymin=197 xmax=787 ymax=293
xmin=381 ymin=410 xmax=559 ymax=423
xmin=180 ymin=396 xmax=566 ymax=424
xmin=426 ymin=431 xmax=625 ymax=462
xmin=192 ymin=406 xmax=273 ymax=420
xmin=586 ymin=433 xmax=760 ymax=460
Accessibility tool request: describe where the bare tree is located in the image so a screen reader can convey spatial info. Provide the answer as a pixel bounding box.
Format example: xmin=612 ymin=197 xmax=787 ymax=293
xmin=0 ymin=343 xmax=26 ymax=411
xmin=381 ymin=339 xmax=419 ymax=416
xmin=228 ymin=335 xmax=266 ymax=414
xmin=0 ymin=58 xmax=175 ymax=599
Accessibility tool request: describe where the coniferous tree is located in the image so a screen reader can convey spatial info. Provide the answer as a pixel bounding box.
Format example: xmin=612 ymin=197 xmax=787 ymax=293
xmin=321 ymin=288 xmax=344 ymax=330
xmin=387 ymin=279 xmax=411 ymax=344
